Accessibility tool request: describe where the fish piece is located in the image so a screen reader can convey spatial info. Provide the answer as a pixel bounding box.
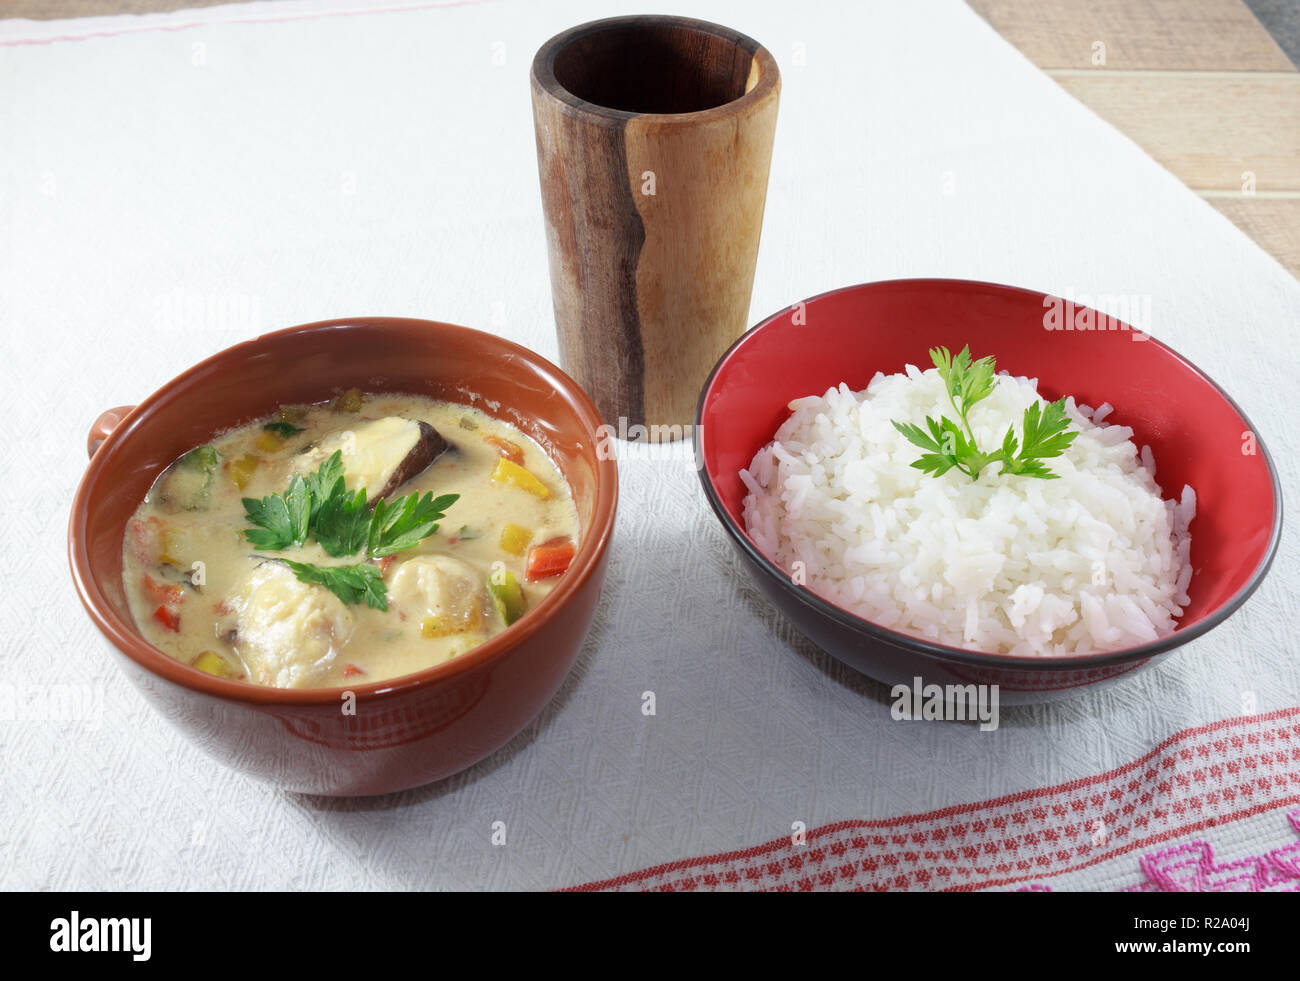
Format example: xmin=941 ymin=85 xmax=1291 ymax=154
xmin=221 ymin=561 xmax=355 ymax=688
xmin=295 ymin=417 xmax=448 ymax=504
xmin=389 ymin=555 xmax=486 ymax=636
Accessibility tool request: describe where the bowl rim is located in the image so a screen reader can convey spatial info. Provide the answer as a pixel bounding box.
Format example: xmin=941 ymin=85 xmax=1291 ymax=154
xmin=68 ymin=316 xmax=619 ymax=705
xmin=694 ymin=277 xmax=1283 ymax=672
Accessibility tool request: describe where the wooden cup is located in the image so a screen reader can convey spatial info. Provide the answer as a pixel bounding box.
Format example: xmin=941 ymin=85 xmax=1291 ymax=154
xmin=531 ymin=15 xmax=780 ymax=439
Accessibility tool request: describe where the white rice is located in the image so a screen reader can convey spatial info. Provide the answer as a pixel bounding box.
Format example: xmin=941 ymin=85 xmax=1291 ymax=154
xmin=740 ymin=367 xmax=1195 ymax=655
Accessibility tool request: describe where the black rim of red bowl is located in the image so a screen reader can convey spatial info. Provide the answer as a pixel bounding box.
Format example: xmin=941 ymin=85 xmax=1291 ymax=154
xmin=694 ymin=278 xmax=1284 ymax=672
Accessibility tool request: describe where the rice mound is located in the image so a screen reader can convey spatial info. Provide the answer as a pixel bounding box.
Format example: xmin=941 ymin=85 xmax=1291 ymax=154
xmin=740 ymin=366 xmax=1195 ymax=655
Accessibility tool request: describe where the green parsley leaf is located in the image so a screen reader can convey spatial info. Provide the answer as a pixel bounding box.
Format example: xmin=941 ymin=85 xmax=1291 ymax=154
xmin=239 ymin=436 xmax=461 ymax=606
xmin=242 ymin=495 xmax=294 ymax=550
xmin=304 ymin=450 xmax=346 ymax=521
xmin=263 ymin=421 xmax=305 ymax=438
xmin=283 ymin=560 xmax=388 ymax=611
xmin=242 ymin=473 xmax=312 ymax=550
xmin=893 ymin=416 xmax=995 ymax=480
xmin=998 ymin=397 xmax=1079 ymax=479
xmin=932 ymin=344 xmax=996 ymax=433
xmin=367 ymin=491 xmax=459 ymax=558
xmin=315 ymin=487 xmax=372 ymax=557
xmin=283 ymin=475 xmax=312 ymax=542
xmin=894 ymin=347 xmax=1077 ymax=482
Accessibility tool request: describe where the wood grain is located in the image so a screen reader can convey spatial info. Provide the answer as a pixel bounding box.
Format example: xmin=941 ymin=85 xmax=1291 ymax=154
xmin=1208 ymin=197 xmax=1300 ymax=275
xmin=531 ymin=75 xmax=647 ymax=433
xmin=531 ymin=15 xmax=779 ymax=434
xmin=623 ymin=74 xmax=778 ymax=430
xmin=967 ymin=0 xmax=1300 ymax=276
xmin=967 ymin=0 xmax=1294 ymax=70
xmin=1051 ymin=72 xmax=1300 ymax=192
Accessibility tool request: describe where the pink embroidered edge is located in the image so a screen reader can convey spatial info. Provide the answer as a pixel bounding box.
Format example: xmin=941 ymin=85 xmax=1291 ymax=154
xmin=565 ymin=707 xmax=1300 ymax=891
xmin=1018 ymin=807 xmax=1300 ymax=892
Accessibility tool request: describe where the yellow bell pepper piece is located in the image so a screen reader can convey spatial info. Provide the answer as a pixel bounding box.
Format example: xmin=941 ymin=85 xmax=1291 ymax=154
xmin=159 ymin=527 xmax=186 ymax=566
xmin=255 ymin=430 xmax=284 ymax=453
xmin=491 ymin=458 xmax=550 ymax=499
xmin=499 ymin=523 xmax=532 ymax=555
xmin=421 ymin=616 xmax=457 ymax=638
xmin=229 ymin=453 xmax=260 ymax=490
xmin=192 ymin=651 xmax=233 ymax=678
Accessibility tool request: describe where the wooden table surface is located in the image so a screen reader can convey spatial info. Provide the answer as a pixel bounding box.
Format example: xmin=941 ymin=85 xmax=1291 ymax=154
xmin=5 ymin=0 xmax=1297 ymax=278
xmin=968 ymin=0 xmax=1299 ymax=278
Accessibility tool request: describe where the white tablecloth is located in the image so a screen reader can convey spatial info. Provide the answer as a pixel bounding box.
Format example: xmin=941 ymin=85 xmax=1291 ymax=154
xmin=2 ymin=0 xmax=1297 ymax=890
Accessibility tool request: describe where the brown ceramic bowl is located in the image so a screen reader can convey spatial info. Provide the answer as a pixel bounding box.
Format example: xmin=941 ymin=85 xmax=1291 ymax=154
xmin=69 ymin=318 xmax=618 ymax=796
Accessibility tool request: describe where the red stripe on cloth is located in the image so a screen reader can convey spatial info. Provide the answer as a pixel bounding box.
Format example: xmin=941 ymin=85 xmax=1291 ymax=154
xmin=568 ymin=707 xmax=1300 ymax=891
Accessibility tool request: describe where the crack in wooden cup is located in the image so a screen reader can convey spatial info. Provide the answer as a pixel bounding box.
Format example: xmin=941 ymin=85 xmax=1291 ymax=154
xmin=531 ymin=15 xmax=780 ymax=441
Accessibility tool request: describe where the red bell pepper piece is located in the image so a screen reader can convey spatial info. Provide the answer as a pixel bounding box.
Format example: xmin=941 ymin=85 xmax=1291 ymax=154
xmin=152 ymin=604 xmax=182 ymax=632
xmin=525 ymin=537 xmax=575 ymax=582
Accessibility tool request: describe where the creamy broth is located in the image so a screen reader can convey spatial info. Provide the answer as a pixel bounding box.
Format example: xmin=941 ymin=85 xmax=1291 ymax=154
xmin=122 ymin=393 xmax=580 ymax=688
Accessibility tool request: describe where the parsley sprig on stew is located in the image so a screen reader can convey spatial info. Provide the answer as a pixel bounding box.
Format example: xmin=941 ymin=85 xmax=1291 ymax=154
xmin=241 ymin=450 xmax=457 ymax=609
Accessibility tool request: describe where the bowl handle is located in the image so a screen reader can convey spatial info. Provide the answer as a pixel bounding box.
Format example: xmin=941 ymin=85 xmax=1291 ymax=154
xmin=87 ymin=405 xmax=136 ymax=458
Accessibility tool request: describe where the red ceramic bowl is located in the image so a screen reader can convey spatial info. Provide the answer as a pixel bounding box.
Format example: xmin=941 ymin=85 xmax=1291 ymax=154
xmin=69 ymin=318 xmax=618 ymax=795
xmin=696 ymin=279 xmax=1281 ymax=704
